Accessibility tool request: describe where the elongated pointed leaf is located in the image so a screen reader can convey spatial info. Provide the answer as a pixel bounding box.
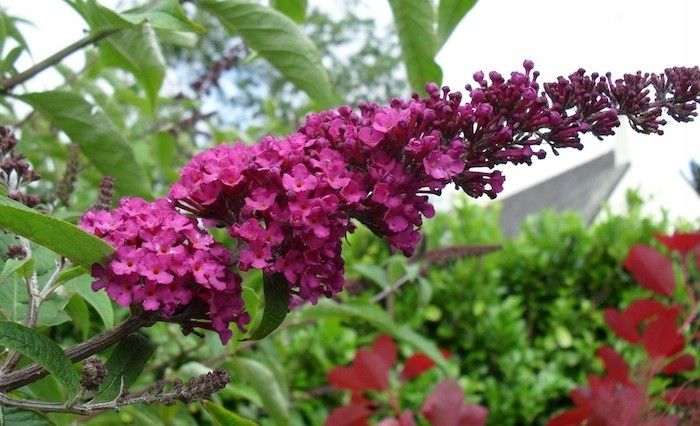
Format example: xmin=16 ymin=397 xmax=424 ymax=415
xmin=623 ymin=244 xmax=676 ymax=297
xmin=66 ymin=295 xmax=91 ymax=340
xmin=63 ymin=275 xmax=114 ymax=329
xmin=0 ymin=195 xmax=114 ymax=269
xmin=388 ymin=0 xmax=442 ymax=91
xmin=94 ymin=333 xmax=154 ymax=402
xmin=68 ymin=0 xmax=166 ymax=109
xmin=0 ymin=258 xmax=33 ymax=285
xmin=96 ymin=23 xmax=165 ymax=111
xmin=248 ymin=273 xmax=290 ymax=340
xmin=19 ymin=91 xmax=151 ymax=198
xmin=436 ymin=0 xmax=477 ymax=50
xmin=200 ymin=0 xmax=337 ymax=107
xmin=121 ymin=0 xmax=206 ymax=33
xmin=202 ymin=401 xmax=258 ymax=426
xmin=270 ymin=0 xmax=307 ymax=23
xmin=0 ymin=321 xmax=79 ymax=395
xmin=229 ymin=357 xmax=290 ymax=425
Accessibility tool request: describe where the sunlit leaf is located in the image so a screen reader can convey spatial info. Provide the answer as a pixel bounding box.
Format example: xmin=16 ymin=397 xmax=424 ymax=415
xmin=388 ymin=0 xmax=442 ymax=92
xmin=200 ymin=0 xmax=337 ymax=107
xmin=228 ymin=357 xmax=290 ymax=425
xmin=270 ymin=0 xmax=307 ymax=23
xmin=19 ymin=91 xmax=152 ymax=198
xmin=202 ymin=401 xmax=258 ymax=426
xmin=0 ymin=195 xmax=115 ymax=268
xmin=63 ymin=275 xmax=114 ymax=329
xmin=436 ymin=0 xmax=477 ymax=50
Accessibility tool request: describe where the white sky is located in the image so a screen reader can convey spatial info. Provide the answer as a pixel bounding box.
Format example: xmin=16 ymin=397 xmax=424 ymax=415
xmin=4 ymin=0 xmax=700 ymax=220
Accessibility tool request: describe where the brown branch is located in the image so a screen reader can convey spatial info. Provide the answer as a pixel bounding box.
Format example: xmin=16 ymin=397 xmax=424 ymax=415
xmin=0 ymin=29 xmax=120 ymax=94
xmin=0 ymin=315 xmax=156 ymax=392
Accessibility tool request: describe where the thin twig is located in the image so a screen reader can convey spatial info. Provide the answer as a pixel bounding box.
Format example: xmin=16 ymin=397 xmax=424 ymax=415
xmin=371 ymin=274 xmax=414 ymax=304
xmin=39 ymin=259 xmax=69 ymax=300
xmin=0 ymin=385 xmax=187 ymax=415
xmin=0 ymin=29 xmax=119 ymax=94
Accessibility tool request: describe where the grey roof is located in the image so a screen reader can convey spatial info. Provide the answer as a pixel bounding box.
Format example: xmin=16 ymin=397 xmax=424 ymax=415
xmin=498 ymin=151 xmax=630 ymax=237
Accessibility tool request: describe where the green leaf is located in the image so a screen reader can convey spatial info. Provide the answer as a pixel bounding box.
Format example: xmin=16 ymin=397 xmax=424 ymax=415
xmin=151 ymin=131 xmax=178 ymax=182
xmin=388 ymin=0 xmax=442 ymax=92
xmin=0 ymin=271 xmax=71 ymax=327
xmin=248 ymin=273 xmax=290 ymax=340
xmin=228 ymin=358 xmax=289 ymax=425
xmin=0 ymin=321 xmax=79 ymax=395
xmin=56 ymin=266 xmax=88 ymax=286
xmin=94 ymin=333 xmax=155 ymax=402
xmin=269 ymin=0 xmax=307 ymax=23
xmin=0 ymin=275 xmax=28 ymax=323
xmin=202 ymin=401 xmax=258 ymax=426
xmin=0 ymin=46 xmax=23 ymax=75
xmin=436 ymin=0 xmax=477 ymax=49
xmin=0 ymin=258 xmax=33 ymax=285
xmin=200 ymin=0 xmax=337 ymax=107
xmin=299 ymin=300 xmax=454 ymax=374
xmin=36 ymin=299 xmax=72 ymax=327
xmin=121 ymin=0 xmax=206 ymax=33
xmin=69 ymin=0 xmax=165 ymax=110
xmin=97 ymin=24 xmax=165 ymax=112
xmin=155 ymin=29 xmax=199 ymax=47
xmin=66 ymin=295 xmax=90 ymax=340
xmin=63 ymin=275 xmax=113 ymax=329
xmin=352 ymin=264 xmax=389 ymax=289
xmin=0 ymin=195 xmax=115 ymax=269
xmin=19 ymin=91 xmax=152 ymax=198
xmin=0 ymin=406 xmax=54 ymax=426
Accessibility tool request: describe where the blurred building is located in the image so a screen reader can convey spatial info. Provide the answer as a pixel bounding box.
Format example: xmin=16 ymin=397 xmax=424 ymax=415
xmin=496 ymin=126 xmax=700 ymax=237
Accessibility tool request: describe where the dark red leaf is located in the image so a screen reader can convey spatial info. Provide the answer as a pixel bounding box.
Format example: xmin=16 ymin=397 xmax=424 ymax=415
xmin=325 ymin=404 xmax=373 ymax=426
xmin=663 ymin=387 xmax=700 ymax=405
xmin=547 ymin=408 xmax=589 ymax=426
xmin=373 ymin=335 xmax=398 ymax=369
xmin=401 ymin=353 xmax=437 ymax=381
xmin=641 ymin=313 xmax=684 ymax=359
xmin=377 ymin=411 xmax=416 ymax=426
xmin=354 ymin=349 xmax=391 ymax=390
xmin=639 ymin=416 xmax=682 ymax=426
xmin=327 ymin=337 xmax=396 ymax=392
xmin=624 ymin=245 xmax=676 ymax=296
xmin=655 ymin=231 xmax=700 ymax=255
xmin=327 ymin=365 xmax=368 ymax=392
xmin=623 ymin=298 xmax=670 ymax=324
xmin=421 ymin=378 xmax=488 ymax=426
xmin=397 ymin=410 xmax=417 ymax=426
xmin=586 ymin=377 xmax=646 ymax=425
xmin=458 ymin=404 xmax=489 ymax=426
xmin=597 ymin=346 xmax=630 ymax=383
xmin=604 ymin=308 xmax=640 ymax=343
xmin=350 ymin=393 xmax=372 ymax=406
xmin=661 ymin=354 xmax=696 ymax=375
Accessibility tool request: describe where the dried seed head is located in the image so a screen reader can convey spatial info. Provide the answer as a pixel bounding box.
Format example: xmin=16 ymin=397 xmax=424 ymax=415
xmin=80 ymin=357 xmax=107 ymax=392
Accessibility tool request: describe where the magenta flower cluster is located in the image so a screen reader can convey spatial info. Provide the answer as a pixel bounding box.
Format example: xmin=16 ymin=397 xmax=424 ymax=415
xmin=80 ymin=198 xmax=249 ymax=343
xmin=169 ymin=62 xmax=700 ymax=306
xmin=84 ymin=62 xmax=700 ymax=342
